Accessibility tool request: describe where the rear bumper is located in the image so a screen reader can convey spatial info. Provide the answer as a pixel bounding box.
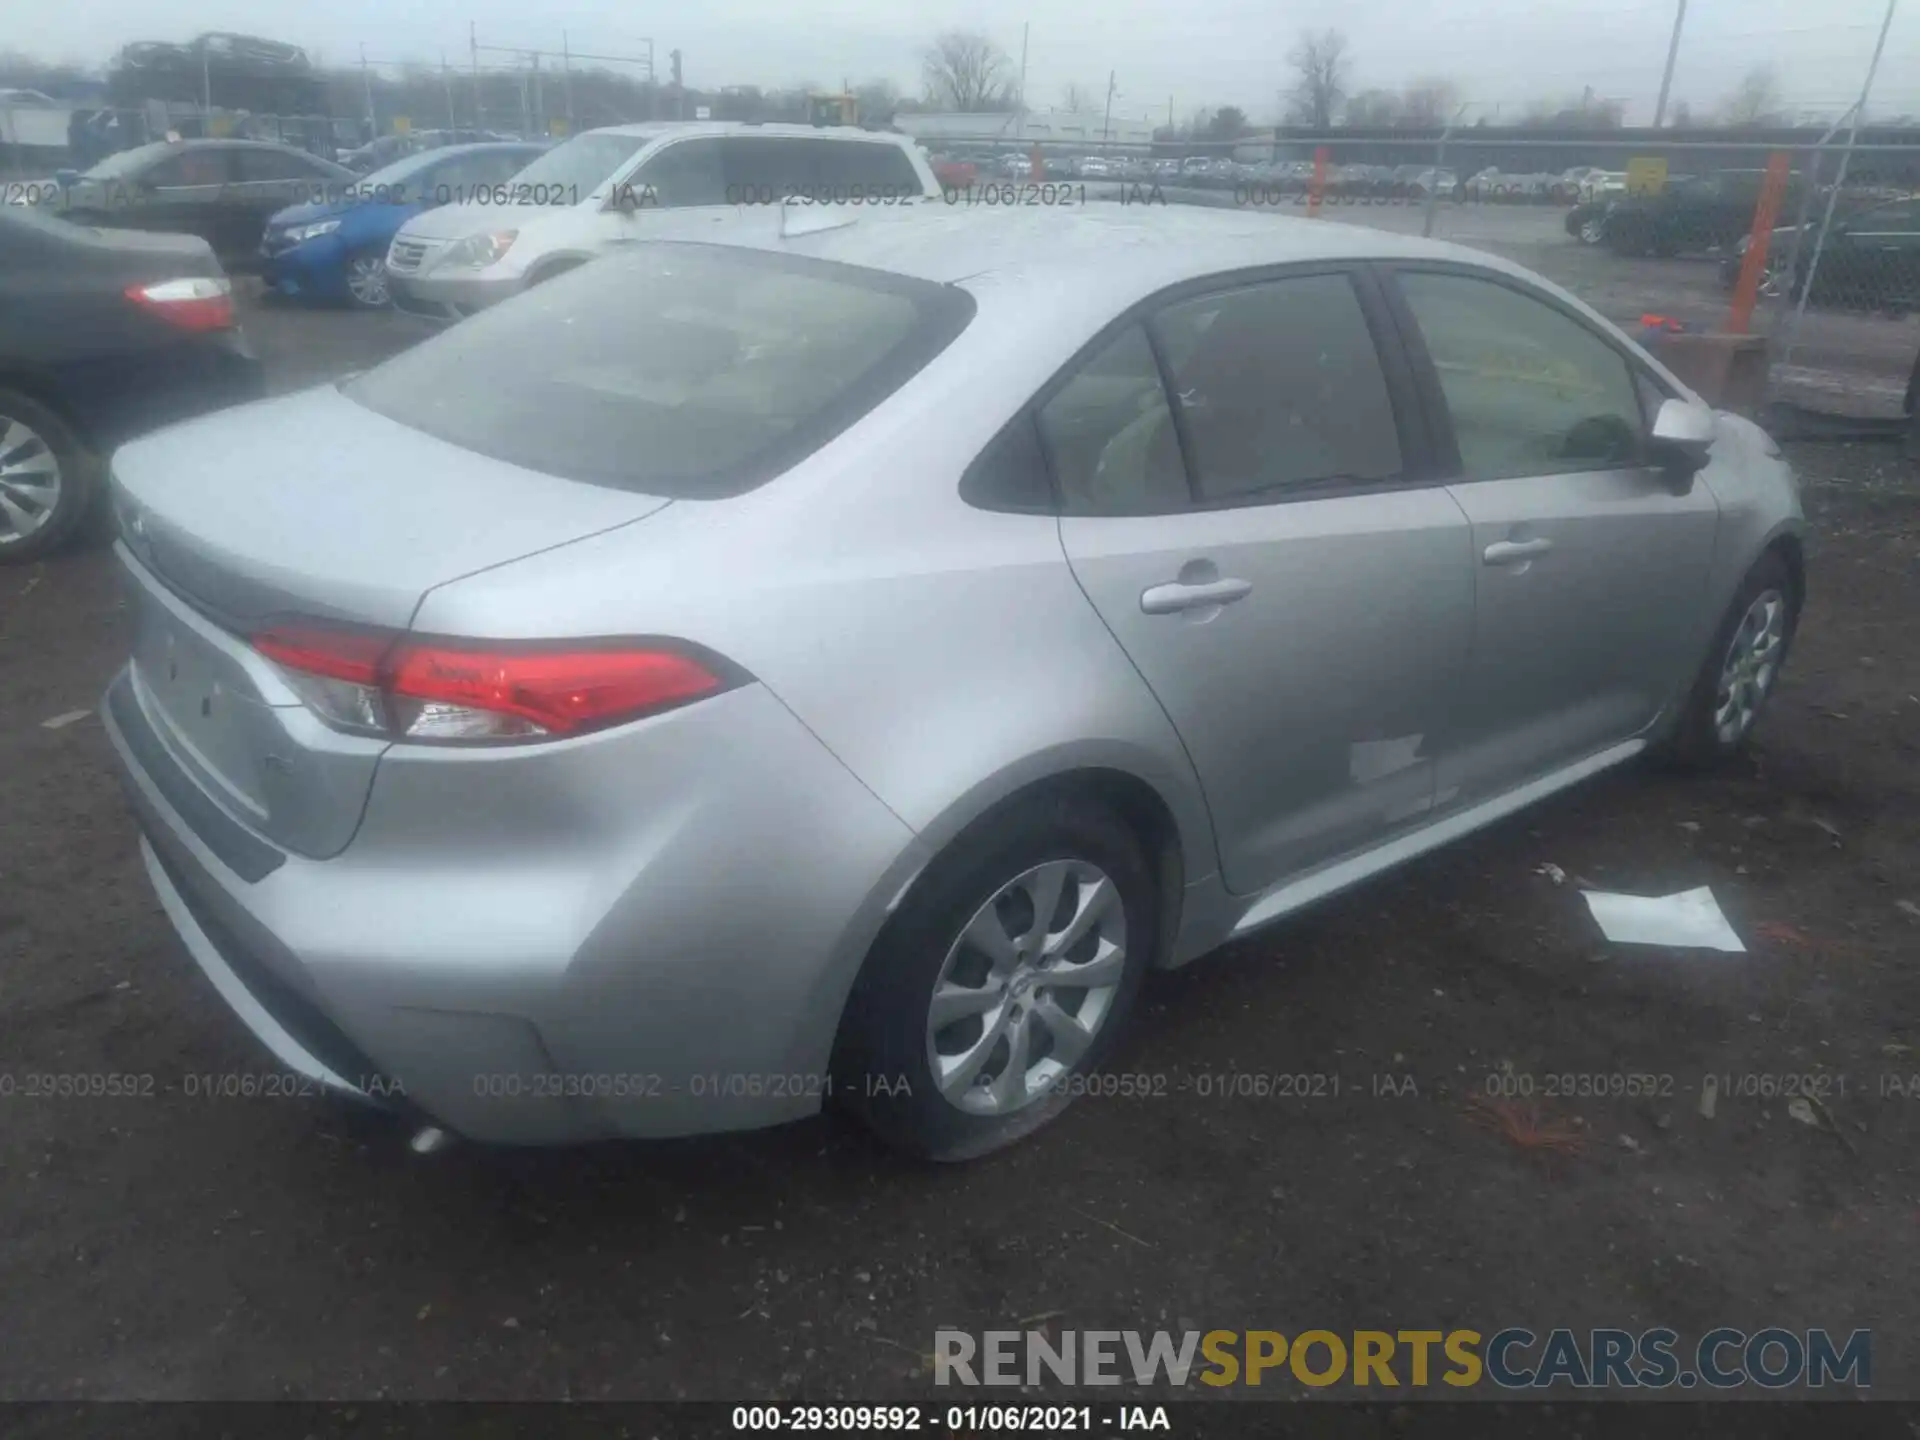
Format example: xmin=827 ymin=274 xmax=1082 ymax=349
xmin=103 ymin=647 xmax=922 ymax=1146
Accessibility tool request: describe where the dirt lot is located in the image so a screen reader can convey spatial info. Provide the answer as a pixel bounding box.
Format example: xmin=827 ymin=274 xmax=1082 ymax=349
xmin=1 ymin=278 xmax=1917 ymax=1406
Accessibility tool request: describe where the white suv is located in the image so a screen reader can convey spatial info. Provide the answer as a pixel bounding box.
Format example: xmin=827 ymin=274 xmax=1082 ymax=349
xmin=386 ymin=122 xmax=941 ymax=321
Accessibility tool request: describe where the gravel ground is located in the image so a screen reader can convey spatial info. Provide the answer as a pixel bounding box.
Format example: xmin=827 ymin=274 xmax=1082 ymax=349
xmin=1 ymin=273 xmax=1916 ymax=1406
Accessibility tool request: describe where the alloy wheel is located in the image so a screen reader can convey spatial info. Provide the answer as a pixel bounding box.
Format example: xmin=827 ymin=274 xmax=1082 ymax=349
xmin=347 ymin=255 xmax=391 ymax=307
xmin=1714 ymin=588 xmax=1788 ymax=746
xmin=1579 ymin=217 xmax=1607 ymax=244
xmin=0 ymin=415 xmax=61 ymax=547
xmin=924 ymin=859 xmax=1127 ymax=1117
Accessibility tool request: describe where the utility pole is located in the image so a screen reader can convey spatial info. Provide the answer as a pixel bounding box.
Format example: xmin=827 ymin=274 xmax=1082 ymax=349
xmin=562 ymin=31 xmax=574 ymax=131
xmin=442 ymin=53 xmax=456 ymax=128
xmin=532 ymin=51 xmax=543 ymax=135
xmin=201 ymin=39 xmax=212 ymax=115
xmin=1102 ymin=70 xmax=1116 ymax=142
xmin=360 ymin=44 xmax=375 ymax=138
xmin=1018 ymin=23 xmax=1029 ymax=113
xmin=1653 ymin=0 xmax=1687 ymax=127
xmin=470 ymin=23 xmax=482 ymax=131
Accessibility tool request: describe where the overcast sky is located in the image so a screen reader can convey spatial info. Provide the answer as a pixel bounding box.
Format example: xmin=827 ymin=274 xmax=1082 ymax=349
xmin=14 ymin=0 xmax=1920 ymax=125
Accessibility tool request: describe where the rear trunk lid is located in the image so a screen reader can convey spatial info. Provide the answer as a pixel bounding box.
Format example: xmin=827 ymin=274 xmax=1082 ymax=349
xmin=111 ymin=383 xmax=669 ymax=857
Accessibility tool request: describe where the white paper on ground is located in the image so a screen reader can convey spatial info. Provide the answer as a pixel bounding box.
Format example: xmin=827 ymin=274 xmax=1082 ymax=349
xmin=1581 ymin=886 xmax=1746 ymax=953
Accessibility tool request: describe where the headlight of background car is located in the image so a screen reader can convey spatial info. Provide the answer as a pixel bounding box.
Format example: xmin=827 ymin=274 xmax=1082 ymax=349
xmin=285 ymin=219 xmax=341 ymax=243
xmin=438 ymin=230 xmax=519 ymax=269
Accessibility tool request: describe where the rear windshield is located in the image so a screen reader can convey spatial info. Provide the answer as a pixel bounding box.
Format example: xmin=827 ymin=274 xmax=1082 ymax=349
xmin=343 ymin=243 xmax=975 ymax=497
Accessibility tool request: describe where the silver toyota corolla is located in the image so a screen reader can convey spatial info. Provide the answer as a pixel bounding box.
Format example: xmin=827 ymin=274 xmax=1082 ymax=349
xmin=103 ymin=207 xmax=1804 ymax=1160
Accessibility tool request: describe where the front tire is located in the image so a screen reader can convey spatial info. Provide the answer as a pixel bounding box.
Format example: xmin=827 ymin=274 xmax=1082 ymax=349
xmin=1661 ymin=552 xmax=1799 ymax=768
xmin=833 ymin=795 xmax=1156 ymax=1161
xmin=0 ymin=387 xmax=95 ymax=566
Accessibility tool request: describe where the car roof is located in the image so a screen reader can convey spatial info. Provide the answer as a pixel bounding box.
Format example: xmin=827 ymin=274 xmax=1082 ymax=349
xmin=655 ymin=203 xmax=1516 ymax=305
xmin=582 ymin=121 xmax=913 ymax=145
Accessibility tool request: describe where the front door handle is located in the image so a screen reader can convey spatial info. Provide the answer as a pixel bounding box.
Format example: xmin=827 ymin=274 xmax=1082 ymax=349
xmin=1483 ymin=537 xmax=1554 ymax=566
xmin=1140 ymin=577 xmax=1253 ymax=614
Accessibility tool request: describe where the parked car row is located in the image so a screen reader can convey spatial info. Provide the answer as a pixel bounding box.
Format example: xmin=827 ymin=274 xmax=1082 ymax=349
xmin=1467 ymin=166 xmax=1624 ymax=204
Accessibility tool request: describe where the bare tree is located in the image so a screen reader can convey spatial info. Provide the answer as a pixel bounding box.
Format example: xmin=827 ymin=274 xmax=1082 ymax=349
xmin=1720 ymin=65 xmax=1784 ymax=126
xmin=1285 ymin=28 xmax=1349 ymax=128
xmin=922 ymin=30 xmax=1015 ymax=112
xmin=1398 ymin=78 xmax=1461 ymax=126
xmin=1061 ymin=82 xmax=1095 ymax=113
xmin=853 ymin=77 xmax=900 ymax=123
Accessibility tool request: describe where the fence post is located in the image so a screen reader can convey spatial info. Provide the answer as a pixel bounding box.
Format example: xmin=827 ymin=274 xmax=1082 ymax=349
xmin=1307 ymin=145 xmax=1328 ymax=217
xmin=1727 ymin=152 xmax=1793 ymax=334
xmin=1423 ymin=107 xmax=1466 ymax=239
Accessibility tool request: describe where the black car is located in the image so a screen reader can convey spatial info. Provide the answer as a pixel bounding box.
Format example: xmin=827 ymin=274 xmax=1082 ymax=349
xmin=11 ymin=139 xmax=357 ymax=269
xmin=1598 ymin=170 xmax=1810 ymax=259
xmin=1719 ymin=196 xmax=1920 ymax=312
xmin=0 ymin=205 xmax=264 ymax=564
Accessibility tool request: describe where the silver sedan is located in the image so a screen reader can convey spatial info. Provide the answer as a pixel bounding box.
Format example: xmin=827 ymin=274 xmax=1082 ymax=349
xmin=103 ymin=207 xmax=1804 ymax=1160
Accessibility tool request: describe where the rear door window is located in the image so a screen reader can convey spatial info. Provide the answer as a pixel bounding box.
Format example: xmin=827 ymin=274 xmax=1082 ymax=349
xmin=234 ymin=148 xmax=327 ymax=182
xmin=343 ymin=243 xmax=976 ymax=498
xmin=804 ymin=139 xmax=925 ymax=200
xmin=1149 ymin=273 xmax=1402 ymax=502
xmin=146 ymin=150 xmax=231 ymax=187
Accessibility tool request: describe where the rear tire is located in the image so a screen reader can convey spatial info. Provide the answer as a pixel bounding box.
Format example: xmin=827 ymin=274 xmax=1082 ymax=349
xmin=0 ymin=387 xmax=96 ymax=566
xmin=1660 ymin=551 xmax=1799 ymax=768
xmin=832 ymin=795 xmax=1156 ymax=1161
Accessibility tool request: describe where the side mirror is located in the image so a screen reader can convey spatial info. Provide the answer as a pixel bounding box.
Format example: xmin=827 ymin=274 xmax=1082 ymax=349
xmin=1647 ymin=398 xmax=1715 ymax=489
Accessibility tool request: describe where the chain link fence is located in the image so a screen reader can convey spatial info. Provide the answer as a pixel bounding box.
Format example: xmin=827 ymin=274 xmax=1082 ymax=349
xmin=934 ymin=128 xmax=1920 ymax=423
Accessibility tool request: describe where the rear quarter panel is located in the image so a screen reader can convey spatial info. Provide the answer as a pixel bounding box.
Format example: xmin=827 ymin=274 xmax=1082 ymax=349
xmin=407 ymin=299 xmax=1221 ymax=891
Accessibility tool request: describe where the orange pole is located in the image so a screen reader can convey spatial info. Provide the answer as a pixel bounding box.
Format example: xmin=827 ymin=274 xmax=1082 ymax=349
xmin=1030 ymin=142 xmax=1045 ymax=182
xmin=1307 ymin=145 xmax=1329 ymax=217
xmin=1727 ymin=151 xmax=1793 ymax=335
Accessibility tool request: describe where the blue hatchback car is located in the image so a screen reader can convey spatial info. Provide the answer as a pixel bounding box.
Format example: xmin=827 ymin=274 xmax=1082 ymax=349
xmin=259 ymin=142 xmax=547 ymax=308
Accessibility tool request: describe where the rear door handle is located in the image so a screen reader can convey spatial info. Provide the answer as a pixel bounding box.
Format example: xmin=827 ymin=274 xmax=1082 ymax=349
xmin=1483 ymin=538 xmax=1554 ymax=566
xmin=1140 ymin=577 xmax=1253 ymax=614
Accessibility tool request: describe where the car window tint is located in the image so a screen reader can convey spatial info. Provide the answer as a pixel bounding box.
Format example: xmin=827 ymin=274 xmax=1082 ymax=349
xmin=804 ymin=139 xmax=924 ymax=197
xmin=235 ymin=148 xmax=316 ymax=182
xmin=636 ymin=139 xmax=726 ymax=206
xmin=961 ymin=414 xmax=1053 ymax=511
xmin=147 ymin=150 xmax=228 ymax=186
xmin=1151 ymin=274 xmax=1401 ymax=501
xmin=1399 ymin=271 xmax=1643 ymax=480
xmin=1037 ymin=325 xmax=1189 ymax=516
xmin=344 ymin=243 xmax=974 ymax=499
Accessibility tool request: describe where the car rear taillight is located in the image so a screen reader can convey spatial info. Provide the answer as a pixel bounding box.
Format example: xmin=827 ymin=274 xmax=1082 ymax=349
xmin=124 ymin=276 xmax=235 ymax=332
xmin=252 ymin=622 xmax=740 ymax=743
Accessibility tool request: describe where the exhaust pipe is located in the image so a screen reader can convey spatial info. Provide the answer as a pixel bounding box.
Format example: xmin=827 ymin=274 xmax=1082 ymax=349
xmin=409 ymin=1125 xmax=452 ymax=1155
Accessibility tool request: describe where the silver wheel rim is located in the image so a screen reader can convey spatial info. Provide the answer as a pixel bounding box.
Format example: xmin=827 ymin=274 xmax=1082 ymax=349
xmin=1714 ymin=588 xmax=1787 ymax=745
xmin=1580 ymin=218 xmax=1606 ymax=243
xmin=0 ymin=414 xmax=62 ymax=546
xmin=925 ymin=859 xmax=1127 ymax=1117
xmin=347 ymin=255 xmax=390 ymax=306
